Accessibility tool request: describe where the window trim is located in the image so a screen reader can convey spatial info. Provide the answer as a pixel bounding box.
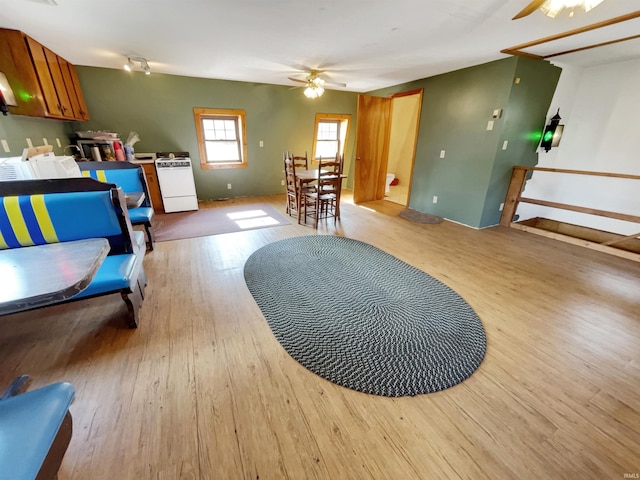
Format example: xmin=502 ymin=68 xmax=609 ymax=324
xmin=194 ymin=107 xmax=248 ymax=170
xmin=311 ymin=113 xmax=351 ymax=164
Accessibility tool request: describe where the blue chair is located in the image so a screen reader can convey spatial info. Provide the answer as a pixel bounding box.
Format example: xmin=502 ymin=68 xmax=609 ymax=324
xmin=78 ymin=161 xmax=155 ymax=250
xmin=0 ymin=376 xmax=75 ymax=480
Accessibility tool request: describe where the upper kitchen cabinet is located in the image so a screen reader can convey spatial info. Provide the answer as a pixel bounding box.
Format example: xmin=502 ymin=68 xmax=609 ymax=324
xmin=0 ymin=28 xmax=89 ymax=121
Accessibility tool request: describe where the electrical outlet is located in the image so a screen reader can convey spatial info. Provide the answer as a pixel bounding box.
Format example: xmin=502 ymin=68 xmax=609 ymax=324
xmin=432 ymin=196 xmax=438 ymax=204
xmin=486 ymin=120 xmax=494 ymax=131
xmin=281 ymin=180 xmax=285 ymax=186
xmin=502 ymin=140 xmax=508 ymax=150
xmin=440 ymin=150 xmax=446 ymax=158
xmin=259 ymin=140 xmax=264 ymax=147
xmin=56 ymin=138 xmax=62 ymax=148
xmin=499 ymin=203 xmax=504 ymax=211
xmin=1 ymin=140 xmax=9 ymax=153
xmin=514 ymin=77 xmax=521 ymax=84
xmin=227 ymin=183 xmax=232 ymax=190
xmin=26 ymin=138 xmax=33 ymax=148
xmin=42 ymin=138 xmax=48 ymax=145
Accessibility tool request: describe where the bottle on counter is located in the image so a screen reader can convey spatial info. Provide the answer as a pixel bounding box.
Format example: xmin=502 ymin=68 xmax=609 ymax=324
xmin=114 ymin=141 xmax=125 ymax=161
xmin=124 ymin=143 xmax=135 ymax=162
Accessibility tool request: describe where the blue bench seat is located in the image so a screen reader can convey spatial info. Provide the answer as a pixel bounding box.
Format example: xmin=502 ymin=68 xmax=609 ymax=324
xmin=0 ymin=178 xmax=147 ymax=328
xmin=79 ymin=162 xmax=155 ymax=250
xmin=0 ymin=381 xmax=75 ymax=480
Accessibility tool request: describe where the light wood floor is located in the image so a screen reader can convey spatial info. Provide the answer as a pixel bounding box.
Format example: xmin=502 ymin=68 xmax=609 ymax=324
xmin=2 ymin=192 xmax=639 ymax=480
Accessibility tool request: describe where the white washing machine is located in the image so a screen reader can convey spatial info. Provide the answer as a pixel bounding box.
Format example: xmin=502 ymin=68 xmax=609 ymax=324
xmin=155 ymin=155 xmax=199 ymax=213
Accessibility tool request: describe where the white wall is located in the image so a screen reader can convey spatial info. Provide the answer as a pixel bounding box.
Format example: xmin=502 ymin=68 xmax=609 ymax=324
xmin=518 ymin=58 xmax=640 ymax=235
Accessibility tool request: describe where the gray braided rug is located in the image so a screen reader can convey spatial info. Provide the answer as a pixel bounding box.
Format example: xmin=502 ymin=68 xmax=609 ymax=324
xmin=244 ymin=236 xmax=486 ymax=397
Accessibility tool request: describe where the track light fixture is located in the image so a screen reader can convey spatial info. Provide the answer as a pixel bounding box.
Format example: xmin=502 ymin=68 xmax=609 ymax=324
xmin=123 ymin=56 xmax=151 ymax=75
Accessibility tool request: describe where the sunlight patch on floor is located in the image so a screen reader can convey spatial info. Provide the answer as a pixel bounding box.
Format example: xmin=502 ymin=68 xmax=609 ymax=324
xmin=227 ymin=209 xmax=280 ymax=229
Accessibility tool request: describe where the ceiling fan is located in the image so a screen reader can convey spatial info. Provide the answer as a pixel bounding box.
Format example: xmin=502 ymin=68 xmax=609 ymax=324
xmin=512 ymin=0 xmax=605 ymax=20
xmin=288 ymin=70 xmax=347 ymax=98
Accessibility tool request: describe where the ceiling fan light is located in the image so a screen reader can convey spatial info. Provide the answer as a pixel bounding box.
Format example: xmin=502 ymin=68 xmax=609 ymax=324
xmin=303 ymin=84 xmax=324 ymax=99
xmin=539 ymin=0 xmax=605 ymax=18
xmin=583 ymin=0 xmax=604 ymax=12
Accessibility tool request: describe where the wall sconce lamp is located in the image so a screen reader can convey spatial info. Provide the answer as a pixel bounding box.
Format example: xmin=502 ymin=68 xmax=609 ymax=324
xmin=540 ymin=109 xmax=564 ymax=152
xmin=0 ymin=72 xmax=17 ymax=116
xmin=123 ymin=56 xmax=151 ymax=75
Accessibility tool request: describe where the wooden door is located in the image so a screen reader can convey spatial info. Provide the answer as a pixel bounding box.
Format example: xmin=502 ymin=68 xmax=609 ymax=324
xmin=43 ymin=46 xmax=74 ymax=119
xmin=354 ymin=95 xmax=391 ymax=203
xmin=65 ymin=62 xmax=90 ymax=120
xmin=58 ymin=57 xmax=83 ymax=120
xmin=25 ymin=36 xmax=65 ymax=118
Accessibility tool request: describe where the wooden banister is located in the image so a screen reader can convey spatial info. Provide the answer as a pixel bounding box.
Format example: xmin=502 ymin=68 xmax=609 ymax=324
xmin=501 ymin=166 xmax=640 ymax=261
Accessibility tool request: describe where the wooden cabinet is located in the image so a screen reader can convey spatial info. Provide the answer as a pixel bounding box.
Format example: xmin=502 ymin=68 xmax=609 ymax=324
xmin=140 ymin=163 xmax=165 ymax=212
xmin=0 ymin=28 xmax=89 ymax=120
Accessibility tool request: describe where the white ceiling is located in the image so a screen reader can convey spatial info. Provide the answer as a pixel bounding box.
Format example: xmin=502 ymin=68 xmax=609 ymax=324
xmin=1 ymin=0 xmax=639 ymax=93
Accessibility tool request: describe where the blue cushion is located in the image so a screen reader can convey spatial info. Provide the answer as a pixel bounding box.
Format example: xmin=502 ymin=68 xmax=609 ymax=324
xmin=0 ymin=191 xmax=122 ymax=249
xmin=128 ymin=207 xmax=153 ymax=224
xmin=72 ymin=254 xmax=137 ymax=298
xmin=0 ymin=382 xmax=75 ymax=480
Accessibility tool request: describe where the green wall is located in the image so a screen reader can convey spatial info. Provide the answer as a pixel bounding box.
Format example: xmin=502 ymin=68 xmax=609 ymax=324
xmin=369 ymin=57 xmax=561 ymax=228
xmin=0 ymin=114 xmax=73 ymax=157
xmin=2 ymin=58 xmax=560 ymax=228
xmin=73 ymin=67 xmax=358 ymax=200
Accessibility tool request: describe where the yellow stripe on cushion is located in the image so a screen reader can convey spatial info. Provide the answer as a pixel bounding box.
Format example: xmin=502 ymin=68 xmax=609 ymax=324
xmin=31 ymin=194 xmax=58 ymax=243
xmin=97 ymin=170 xmax=107 ymax=182
xmin=0 ymin=231 xmax=7 ymax=249
xmin=81 ymin=171 xmax=91 ymax=177
xmin=3 ymin=197 xmax=34 ymax=246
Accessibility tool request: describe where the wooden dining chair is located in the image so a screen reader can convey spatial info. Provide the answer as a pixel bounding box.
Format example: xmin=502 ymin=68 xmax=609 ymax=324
xmin=291 ymin=152 xmax=308 ymax=170
xmin=284 ymin=154 xmax=315 ymax=221
xmin=302 ymin=159 xmax=342 ymax=228
xmin=284 ymin=154 xmax=298 ymax=217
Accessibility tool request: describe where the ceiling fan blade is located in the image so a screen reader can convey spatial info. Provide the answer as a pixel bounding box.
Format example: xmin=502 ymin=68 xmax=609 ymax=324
xmin=512 ymin=0 xmax=546 ymax=19
xmin=26 ymin=0 xmax=58 ymax=5
xmin=324 ymin=81 xmax=347 ymax=88
xmin=288 ymin=77 xmax=308 ymax=84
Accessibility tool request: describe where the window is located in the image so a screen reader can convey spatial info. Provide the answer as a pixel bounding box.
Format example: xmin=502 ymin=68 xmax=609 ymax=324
xmin=312 ymin=114 xmax=351 ymax=162
xmin=194 ymin=108 xmax=248 ymax=169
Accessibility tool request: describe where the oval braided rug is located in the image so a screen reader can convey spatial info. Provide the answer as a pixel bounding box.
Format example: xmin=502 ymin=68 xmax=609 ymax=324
xmin=244 ymin=235 xmax=486 ymax=397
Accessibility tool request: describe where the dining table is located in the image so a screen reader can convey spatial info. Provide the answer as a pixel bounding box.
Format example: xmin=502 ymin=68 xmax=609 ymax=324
xmin=0 ymin=237 xmax=110 ymax=315
xmin=124 ymin=191 xmax=145 ymax=209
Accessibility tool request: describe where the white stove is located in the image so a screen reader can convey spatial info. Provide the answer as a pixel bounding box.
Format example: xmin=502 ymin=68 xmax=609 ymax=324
xmin=155 ymin=154 xmax=198 ymax=213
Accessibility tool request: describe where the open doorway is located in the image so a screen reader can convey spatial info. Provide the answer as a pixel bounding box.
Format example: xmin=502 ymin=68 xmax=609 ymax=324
xmin=385 ymin=90 xmax=422 ymax=206
xmin=354 ymin=89 xmax=422 ymax=205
